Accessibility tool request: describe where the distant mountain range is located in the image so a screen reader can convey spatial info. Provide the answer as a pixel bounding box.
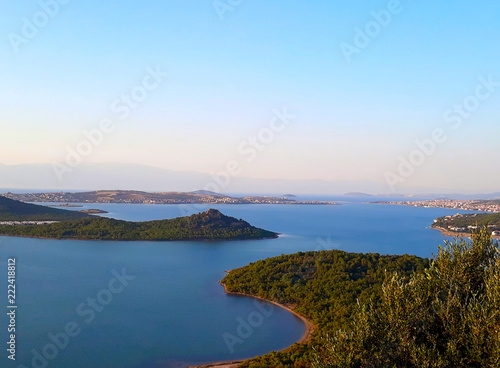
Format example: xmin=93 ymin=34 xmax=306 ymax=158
xmin=0 ymin=162 xmax=392 ymax=194
xmin=0 ymin=162 xmax=497 ymax=198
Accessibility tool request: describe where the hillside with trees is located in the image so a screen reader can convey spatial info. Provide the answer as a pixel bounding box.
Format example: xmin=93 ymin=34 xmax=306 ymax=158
xmin=0 ymin=208 xmax=277 ymax=241
xmin=433 ymin=213 xmax=500 ymax=235
xmin=0 ymin=195 xmax=90 ymax=221
xmin=222 ymin=251 xmax=429 ymax=367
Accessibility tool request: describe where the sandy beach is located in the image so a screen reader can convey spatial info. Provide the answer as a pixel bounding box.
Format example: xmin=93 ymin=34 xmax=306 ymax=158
xmin=187 ymin=283 xmax=316 ymax=368
xmin=432 ymin=226 xmax=500 ymax=239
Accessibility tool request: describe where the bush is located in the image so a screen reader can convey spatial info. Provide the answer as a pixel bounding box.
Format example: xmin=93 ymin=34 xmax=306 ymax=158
xmin=314 ymin=228 xmax=500 ymax=368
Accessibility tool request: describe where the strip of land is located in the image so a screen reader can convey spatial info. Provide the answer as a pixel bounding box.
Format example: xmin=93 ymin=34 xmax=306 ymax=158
xmin=189 ymin=361 xmax=241 ymax=368
xmin=432 ymin=226 xmax=500 ymax=239
xmin=373 ymin=199 xmax=500 ymax=212
xmin=2 ymin=190 xmax=337 ymax=206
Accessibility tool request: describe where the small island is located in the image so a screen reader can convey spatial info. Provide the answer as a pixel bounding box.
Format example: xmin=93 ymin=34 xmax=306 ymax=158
xmin=78 ymin=209 xmax=109 ymax=214
xmin=0 ymin=196 xmax=277 ymax=241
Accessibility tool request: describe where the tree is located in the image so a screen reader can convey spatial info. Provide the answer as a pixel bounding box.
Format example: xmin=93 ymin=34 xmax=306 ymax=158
xmin=315 ymin=228 xmax=500 ymax=368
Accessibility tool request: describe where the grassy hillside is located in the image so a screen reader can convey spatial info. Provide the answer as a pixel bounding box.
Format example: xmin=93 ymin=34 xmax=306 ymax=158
xmin=0 ymin=196 xmax=90 ymax=221
xmin=0 ymin=209 xmax=278 ymax=241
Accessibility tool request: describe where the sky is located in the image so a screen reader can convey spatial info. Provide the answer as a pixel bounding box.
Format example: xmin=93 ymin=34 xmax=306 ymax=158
xmin=1 ymin=0 xmax=499 ymax=193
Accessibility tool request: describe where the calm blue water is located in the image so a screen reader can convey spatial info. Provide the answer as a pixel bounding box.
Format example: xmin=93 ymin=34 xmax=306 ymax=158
xmin=0 ymin=201 xmax=469 ymax=368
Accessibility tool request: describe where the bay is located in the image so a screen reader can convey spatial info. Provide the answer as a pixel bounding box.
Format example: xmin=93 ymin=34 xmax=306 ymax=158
xmin=0 ymin=200 xmax=469 ymax=367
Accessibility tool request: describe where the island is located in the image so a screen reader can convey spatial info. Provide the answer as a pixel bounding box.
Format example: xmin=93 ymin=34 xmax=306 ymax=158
xmin=344 ymin=192 xmax=373 ymax=197
xmin=432 ymin=212 xmax=500 ymax=238
xmin=1 ymin=190 xmax=338 ymax=206
xmin=78 ymin=209 xmax=109 ymax=214
xmin=0 ymin=196 xmax=278 ymax=241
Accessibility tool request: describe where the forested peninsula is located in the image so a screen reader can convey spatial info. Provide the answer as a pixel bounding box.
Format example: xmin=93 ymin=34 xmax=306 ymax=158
xmin=219 ymin=229 xmax=500 ymax=368
xmin=0 ymin=196 xmax=277 ymax=241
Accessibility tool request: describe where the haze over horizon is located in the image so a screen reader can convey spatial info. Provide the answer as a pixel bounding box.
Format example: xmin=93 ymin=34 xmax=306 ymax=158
xmin=2 ymin=1 xmax=499 ymax=193
xmin=1 ymin=161 xmax=499 ymax=197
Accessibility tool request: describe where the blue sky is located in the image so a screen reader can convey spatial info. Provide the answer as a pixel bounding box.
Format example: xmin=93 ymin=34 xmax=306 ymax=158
xmin=1 ymin=0 xmax=499 ymax=193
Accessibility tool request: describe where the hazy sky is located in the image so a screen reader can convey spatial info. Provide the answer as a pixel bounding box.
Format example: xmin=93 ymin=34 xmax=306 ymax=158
xmin=1 ymin=1 xmax=499 ymax=192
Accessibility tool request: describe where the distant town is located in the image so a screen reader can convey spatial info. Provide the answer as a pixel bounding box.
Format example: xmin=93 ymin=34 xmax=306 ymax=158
xmin=432 ymin=212 xmax=500 ymax=238
xmin=1 ymin=190 xmax=338 ymax=206
xmin=374 ymin=199 xmax=500 ymax=213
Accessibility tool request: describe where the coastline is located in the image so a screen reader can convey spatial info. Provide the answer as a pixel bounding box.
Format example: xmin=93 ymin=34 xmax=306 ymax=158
xmin=187 ymin=282 xmax=316 ymax=368
xmin=432 ymin=226 xmax=500 ymax=239
xmin=0 ymin=233 xmax=279 ymax=242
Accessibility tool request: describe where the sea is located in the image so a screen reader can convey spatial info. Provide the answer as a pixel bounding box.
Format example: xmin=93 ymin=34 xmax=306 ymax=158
xmin=0 ymin=196 xmax=474 ymax=368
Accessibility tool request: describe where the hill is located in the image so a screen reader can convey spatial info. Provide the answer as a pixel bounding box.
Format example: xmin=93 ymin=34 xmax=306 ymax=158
xmin=221 ymin=250 xmax=428 ymax=367
xmin=188 ymin=190 xmax=224 ymax=196
xmin=432 ymin=212 xmax=500 ymax=235
xmin=344 ymin=192 xmax=373 ymax=197
xmin=219 ymin=230 xmax=499 ymax=367
xmin=0 ymin=196 xmax=90 ymax=221
xmin=0 ymin=209 xmax=278 ymax=241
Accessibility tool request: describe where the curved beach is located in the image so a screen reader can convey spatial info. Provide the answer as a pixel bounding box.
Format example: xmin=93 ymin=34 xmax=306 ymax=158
xmin=432 ymin=226 xmax=500 ymax=239
xmin=188 ymin=283 xmax=316 ymax=368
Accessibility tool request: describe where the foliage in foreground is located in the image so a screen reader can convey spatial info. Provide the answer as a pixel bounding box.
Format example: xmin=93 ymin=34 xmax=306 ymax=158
xmin=315 ymin=228 xmax=500 ymax=368
xmin=0 ymin=209 xmax=277 ymax=241
xmin=223 ymin=229 xmax=499 ymax=368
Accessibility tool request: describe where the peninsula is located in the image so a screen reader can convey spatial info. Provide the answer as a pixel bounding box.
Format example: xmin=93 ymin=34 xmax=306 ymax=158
xmin=195 ymin=230 xmax=498 ymax=367
xmin=0 ymin=196 xmax=277 ymax=241
xmin=191 ymin=250 xmax=428 ymax=368
xmin=0 ymin=195 xmax=91 ymax=221
xmin=432 ymin=212 xmax=500 ymax=238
